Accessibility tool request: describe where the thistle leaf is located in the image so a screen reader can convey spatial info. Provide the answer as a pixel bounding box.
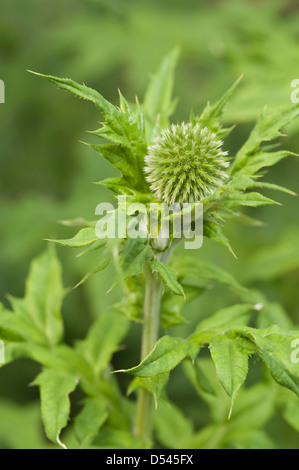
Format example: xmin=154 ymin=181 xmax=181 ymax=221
xmin=151 ymin=259 xmax=185 ymax=297
xmin=0 ymin=247 xmax=65 ymax=347
xmin=30 ymin=71 xmax=149 ymax=193
xmin=117 ymin=336 xmax=191 ymax=377
xmin=33 ymin=369 xmax=78 ymax=448
xmin=232 ymin=104 xmax=299 ymax=174
xmin=46 ymin=228 xmax=98 ymax=248
xmin=210 ymin=335 xmax=249 ymax=418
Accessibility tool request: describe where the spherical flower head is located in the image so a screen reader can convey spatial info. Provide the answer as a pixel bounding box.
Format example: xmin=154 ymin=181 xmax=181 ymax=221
xmin=144 ymin=123 xmax=229 ymax=204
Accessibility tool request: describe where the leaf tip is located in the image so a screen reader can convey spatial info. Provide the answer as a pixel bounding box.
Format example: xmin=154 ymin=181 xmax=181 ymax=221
xmin=57 ymin=435 xmax=67 ymax=450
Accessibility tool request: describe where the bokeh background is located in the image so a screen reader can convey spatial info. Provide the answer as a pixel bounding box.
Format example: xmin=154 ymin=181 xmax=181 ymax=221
xmin=1 ymin=0 xmax=299 ymax=448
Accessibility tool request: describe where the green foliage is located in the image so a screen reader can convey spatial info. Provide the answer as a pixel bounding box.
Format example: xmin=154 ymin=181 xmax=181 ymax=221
xmin=209 ymin=336 xmax=248 ymax=418
xmin=1 ymin=42 xmax=299 ymax=450
xmin=32 ymin=369 xmax=78 ymax=448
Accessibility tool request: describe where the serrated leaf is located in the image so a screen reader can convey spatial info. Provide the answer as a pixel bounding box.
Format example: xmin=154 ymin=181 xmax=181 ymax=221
xmin=117 ymin=336 xmax=191 ymax=377
xmin=210 ymin=335 xmax=248 ymax=417
xmin=87 ymin=142 xmax=136 ymax=180
xmin=224 ymin=174 xmax=296 ymax=195
xmin=231 ymin=326 xmax=299 ymax=398
xmin=31 ymin=71 xmax=149 ymax=193
xmin=29 ymin=70 xmax=114 ymax=116
xmin=232 ymin=104 xmax=299 ymax=173
xmin=223 ymin=191 xmax=279 ymax=209
xmin=33 ymin=369 xmax=78 ymax=448
xmin=46 ymin=227 xmax=98 ymax=248
xmin=194 ymin=76 xmax=243 ymax=137
xmin=117 ymin=238 xmax=154 ymax=283
xmin=151 ymin=259 xmax=184 ymax=297
xmin=235 ymin=150 xmax=298 ymax=177
xmin=203 ymin=219 xmax=236 ymax=257
xmin=1 ymin=247 xmax=65 ymax=347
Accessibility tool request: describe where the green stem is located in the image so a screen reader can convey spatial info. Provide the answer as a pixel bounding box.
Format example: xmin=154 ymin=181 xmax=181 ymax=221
xmin=133 ymin=241 xmax=180 ymax=443
xmin=134 ymin=258 xmax=163 ymax=443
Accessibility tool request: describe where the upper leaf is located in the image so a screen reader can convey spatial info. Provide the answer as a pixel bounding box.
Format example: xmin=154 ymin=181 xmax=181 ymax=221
xmin=231 ymin=104 xmax=299 ymax=174
xmin=30 ymin=70 xmax=149 ymax=195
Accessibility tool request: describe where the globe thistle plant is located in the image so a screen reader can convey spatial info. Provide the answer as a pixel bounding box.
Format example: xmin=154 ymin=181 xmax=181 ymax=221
xmin=144 ymin=123 xmax=229 ymax=204
xmin=27 ymin=50 xmax=299 ymax=449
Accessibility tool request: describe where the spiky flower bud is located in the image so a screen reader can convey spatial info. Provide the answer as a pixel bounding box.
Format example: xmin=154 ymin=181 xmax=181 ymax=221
xmin=144 ymin=123 xmax=229 ymax=204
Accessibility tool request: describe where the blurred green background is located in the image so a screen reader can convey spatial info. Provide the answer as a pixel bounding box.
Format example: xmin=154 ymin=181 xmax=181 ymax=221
xmin=1 ymin=0 xmax=299 ymax=449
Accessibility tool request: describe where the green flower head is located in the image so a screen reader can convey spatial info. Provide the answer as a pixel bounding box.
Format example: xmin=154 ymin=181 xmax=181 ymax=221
xmin=144 ymin=123 xmax=229 ymax=204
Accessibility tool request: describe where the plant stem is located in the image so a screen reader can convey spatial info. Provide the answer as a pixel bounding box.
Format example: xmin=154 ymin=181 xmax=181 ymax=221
xmin=134 ymin=258 xmax=163 ymax=443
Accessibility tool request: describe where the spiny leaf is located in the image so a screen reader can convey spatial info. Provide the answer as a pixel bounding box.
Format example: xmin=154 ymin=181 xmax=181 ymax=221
xmin=225 ymin=174 xmax=296 ymax=195
xmin=222 ymin=191 xmax=280 ymax=209
xmin=209 ymin=335 xmax=248 ymax=418
xmin=194 ymin=75 xmax=243 ymax=137
xmin=151 ymin=259 xmax=185 ymax=297
xmin=234 ymin=150 xmax=298 ymax=177
xmin=231 ymin=326 xmax=299 ymax=398
xmin=46 ymin=227 xmax=98 ymax=248
xmin=232 ymin=104 xmax=299 ymax=173
xmin=87 ymin=142 xmax=136 ymax=180
xmin=203 ymin=219 xmax=236 ymax=257
xmin=30 ymin=71 xmax=149 ymax=193
xmin=117 ymin=238 xmax=154 ymax=283
xmin=116 ymin=336 xmax=191 ymax=377
xmin=28 ymin=71 xmax=114 ymax=116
